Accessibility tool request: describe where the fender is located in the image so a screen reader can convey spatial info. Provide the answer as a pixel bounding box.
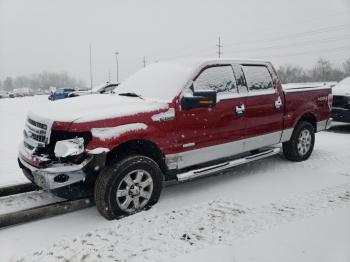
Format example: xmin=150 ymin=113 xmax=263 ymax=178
xmin=85 ymin=123 xmax=170 ymax=153
xmin=285 ymin=100 xmax=318 ymax=130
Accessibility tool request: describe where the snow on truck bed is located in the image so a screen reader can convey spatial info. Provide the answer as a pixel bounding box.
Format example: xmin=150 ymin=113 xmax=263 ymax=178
xmin=282 ymin=82 xmax=335 ymax=92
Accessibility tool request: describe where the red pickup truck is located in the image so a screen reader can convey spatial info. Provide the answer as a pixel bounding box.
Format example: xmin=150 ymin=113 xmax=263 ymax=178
xmin=18 ymin=59 xmax=332 ymax=219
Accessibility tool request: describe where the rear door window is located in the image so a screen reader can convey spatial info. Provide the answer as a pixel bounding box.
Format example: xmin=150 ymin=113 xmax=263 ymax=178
xmin=242 ymin=65 xmax=275 ymax=92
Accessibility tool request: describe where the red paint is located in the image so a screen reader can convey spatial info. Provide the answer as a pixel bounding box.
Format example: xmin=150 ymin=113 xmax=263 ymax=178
xmin=47 ymin=62 xmax=331 ymax=159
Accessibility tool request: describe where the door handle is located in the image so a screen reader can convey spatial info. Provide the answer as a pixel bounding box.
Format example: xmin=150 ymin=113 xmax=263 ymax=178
xmin=235 ymin=104 xmax=245 ymax=116
xmin=275 ymin=96 xmax=283 ymax=109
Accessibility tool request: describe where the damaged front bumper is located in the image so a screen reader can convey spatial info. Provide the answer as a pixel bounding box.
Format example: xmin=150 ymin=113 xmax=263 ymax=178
xmin=18 ymin=143 xmax=104 ymax=190
xmin=18 ymin=155 xmax=93 ymax=190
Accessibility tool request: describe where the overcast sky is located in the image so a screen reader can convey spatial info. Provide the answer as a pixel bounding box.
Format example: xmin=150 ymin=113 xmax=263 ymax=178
xmin=1 ymin=0 xmax=350 ymax=86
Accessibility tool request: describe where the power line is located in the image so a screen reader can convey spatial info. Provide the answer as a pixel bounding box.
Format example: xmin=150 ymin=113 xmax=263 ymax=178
xmin=249 ymin=44 xmax=350 ymax=60
xmin=224 ymin=34 xmax=350 ymax=55
xmin=224 ymin=23 xmax=350 ymax=47
xmin=159 ymin=23 xmax=350 ymax=61
xmin=222 ymin=10 xmax=350 ymax=44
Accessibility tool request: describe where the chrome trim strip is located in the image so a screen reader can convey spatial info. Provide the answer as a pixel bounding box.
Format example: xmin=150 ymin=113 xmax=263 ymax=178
xmin=316 ymin=119 xmax=328 ymax=132
xmin=217 ymin=89 xmax=277 ymax=102
xmin=166 ymin=130 xmax=282 ymax=170
xmin=283 ymin=86 xmax=331 ymax=93
xmin=326 ymin=118 xmax=332 ymax=129
xmin=280 ymin=128 xmax=293 ymax=142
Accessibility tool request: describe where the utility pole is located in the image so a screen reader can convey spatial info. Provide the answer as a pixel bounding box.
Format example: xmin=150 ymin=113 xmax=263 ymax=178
xmin=143 ymin=56 xmax=146 ymax=67
xmin=217 ymin=36 xmax=223 ymax=58
xmin=115 ymin=52 xmax=119 ymax=83
xmin=89 ymin=45 xmax=93 ymax=93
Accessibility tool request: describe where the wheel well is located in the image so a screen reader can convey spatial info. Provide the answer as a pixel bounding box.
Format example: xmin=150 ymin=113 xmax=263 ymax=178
xmin=105 ymin=139 xmax=168 ymax=174
xmin=298 ymin=113 xmax=317 ymax=131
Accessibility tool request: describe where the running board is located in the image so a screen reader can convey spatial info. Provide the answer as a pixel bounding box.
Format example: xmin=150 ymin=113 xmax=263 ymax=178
xmin=176 ymin=148 xmax=280 ymax=182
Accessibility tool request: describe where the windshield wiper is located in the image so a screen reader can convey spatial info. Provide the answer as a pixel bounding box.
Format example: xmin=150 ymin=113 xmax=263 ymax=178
xmin=118 ymin=92 xmax=144 ymax=100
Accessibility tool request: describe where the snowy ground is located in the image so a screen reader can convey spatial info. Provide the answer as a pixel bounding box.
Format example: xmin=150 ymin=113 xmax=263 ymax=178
xmin=0 ymin=96 xmax=349 ymax=261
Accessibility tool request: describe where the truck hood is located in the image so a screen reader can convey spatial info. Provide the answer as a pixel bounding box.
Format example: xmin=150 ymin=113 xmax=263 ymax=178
xmin=28 ymin=94 xmax=169 ymax=124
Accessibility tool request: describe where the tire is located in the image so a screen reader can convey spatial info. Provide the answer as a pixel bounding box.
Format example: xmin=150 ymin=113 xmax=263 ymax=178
xmin=94 ymin=155 xmax=163 ymax=220
xmin=283 ymin=121 xmax=315 ymax=162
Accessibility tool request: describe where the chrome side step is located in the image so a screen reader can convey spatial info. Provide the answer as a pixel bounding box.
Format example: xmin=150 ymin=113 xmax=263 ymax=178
xmin=176 ymin=147 xmax=280 ymax=182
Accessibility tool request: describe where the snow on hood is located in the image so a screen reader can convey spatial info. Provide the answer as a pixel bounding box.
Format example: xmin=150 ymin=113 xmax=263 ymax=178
xmin=91 ymin=123 xmax=148 ymax=141
xmin=28 ymin=94 xmax=169 ymax=123
xmin=333 ymin=77 xmax=350 ymax=96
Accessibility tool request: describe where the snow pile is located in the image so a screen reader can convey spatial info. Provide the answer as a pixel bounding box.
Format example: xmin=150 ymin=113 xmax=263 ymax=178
xmin=86 ymin=147 xmax=110 ymax=154
xmin=91 ymin=123 xmax=148 ymax=141
xmin=14 ymin=183 xmax=350 ymax=262
xmin=151 ymin=108 xmax=175 ymax=121
xmin=282 ymin=82 xmax=335 ymax=91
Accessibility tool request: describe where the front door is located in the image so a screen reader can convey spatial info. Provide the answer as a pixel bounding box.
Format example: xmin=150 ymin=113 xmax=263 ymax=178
xmin=175 ymin=64 xmax=247 ymax=169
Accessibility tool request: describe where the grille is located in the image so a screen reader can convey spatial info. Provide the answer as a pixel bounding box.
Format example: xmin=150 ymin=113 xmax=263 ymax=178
xmin=27 ymin=118 xmax=47 ymax=130
xmin=24 ymin=118 xmax=48 ymax=145
xmin=333 ymin=95 xmax=348 ymax=108
xmin=24 ymin=141 xmax=34 ymax=150
xmin=30 ymin=132 xmax=46 ymax=142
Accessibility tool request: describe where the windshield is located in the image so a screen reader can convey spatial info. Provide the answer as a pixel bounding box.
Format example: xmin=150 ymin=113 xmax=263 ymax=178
xmin=116 ymin=62 xmax=195 ymax=101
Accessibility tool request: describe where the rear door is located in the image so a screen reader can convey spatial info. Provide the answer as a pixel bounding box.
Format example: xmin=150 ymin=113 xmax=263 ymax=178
xmin=240 ymin=64 xmax=284 ymax=151
xmin=175 ymin=65 xmax=246 ymax=169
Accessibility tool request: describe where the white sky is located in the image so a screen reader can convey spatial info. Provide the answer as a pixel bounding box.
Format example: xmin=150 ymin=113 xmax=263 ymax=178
xmin=0 ymin=0 xmax=350 ymax=86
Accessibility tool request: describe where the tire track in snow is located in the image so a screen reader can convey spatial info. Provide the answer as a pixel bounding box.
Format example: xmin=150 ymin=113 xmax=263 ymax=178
xmin=0 ymin=191 xmax=63 ymax=215
xmin=15 ymin=182 xmax=350 ymax=262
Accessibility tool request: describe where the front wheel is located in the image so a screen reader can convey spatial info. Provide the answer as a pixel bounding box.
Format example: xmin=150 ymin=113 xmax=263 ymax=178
xmin=94 ymin=155 xmax=163 ymax=220
xmin=283 ymin=121 xmax=315 ymax=162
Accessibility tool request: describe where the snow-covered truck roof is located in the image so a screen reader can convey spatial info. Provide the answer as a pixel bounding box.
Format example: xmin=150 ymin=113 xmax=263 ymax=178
xmin=116 ymin=58 xmax=271 ymax=101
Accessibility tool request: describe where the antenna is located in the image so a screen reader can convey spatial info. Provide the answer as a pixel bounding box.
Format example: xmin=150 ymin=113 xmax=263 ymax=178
xmin=217 ymin=36 xmax=223 ymax=58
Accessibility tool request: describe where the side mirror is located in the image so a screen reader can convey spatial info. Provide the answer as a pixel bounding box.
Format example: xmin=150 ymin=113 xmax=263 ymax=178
xmin=181 ymin=90 xmax=217 ymax=110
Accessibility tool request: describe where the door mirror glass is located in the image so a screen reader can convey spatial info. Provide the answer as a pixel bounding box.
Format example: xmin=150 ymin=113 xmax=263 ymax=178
xmin=181 ymin=89 xmax=217 ymax=110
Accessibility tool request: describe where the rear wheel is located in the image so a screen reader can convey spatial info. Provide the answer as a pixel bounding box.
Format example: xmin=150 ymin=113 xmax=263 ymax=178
xmin=283 ymin=121 xmax=315 ymax=162
xmin=94 ymin=155 xmax=163 ymax=220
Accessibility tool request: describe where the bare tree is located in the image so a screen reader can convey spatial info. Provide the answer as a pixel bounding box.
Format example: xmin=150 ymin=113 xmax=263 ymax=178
xmin=3 ymin=77 xmax=14 ymax=91
xmin=311 ymin=57 xmax=332 ymax=82
xmin=1 ymin=72 xmax=85 ymax=91
xmin=343 ymin=59 xmax=350 ymax=76
xmin=278 ymin=57 xmax=349 ymax=84
xmin=277 ymin=64 xmax=309 ymax=83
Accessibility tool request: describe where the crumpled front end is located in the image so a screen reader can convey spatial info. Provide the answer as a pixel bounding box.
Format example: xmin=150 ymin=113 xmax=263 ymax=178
xmin=18 ymin=115 xmax=103 ymax=190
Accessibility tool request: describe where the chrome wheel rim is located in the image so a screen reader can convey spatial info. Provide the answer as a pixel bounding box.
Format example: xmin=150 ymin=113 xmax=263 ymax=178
xmin=297 ymin=129 xmax=312 ymax=156
xmin=116 ymin=169 xmax=153 ymax=213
